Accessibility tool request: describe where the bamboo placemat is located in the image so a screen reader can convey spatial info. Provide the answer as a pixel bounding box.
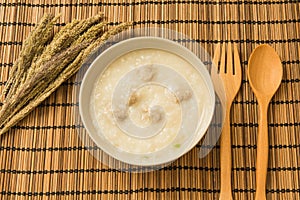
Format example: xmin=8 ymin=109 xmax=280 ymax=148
xmin=0 ymin=0 xmax=299 ymax=199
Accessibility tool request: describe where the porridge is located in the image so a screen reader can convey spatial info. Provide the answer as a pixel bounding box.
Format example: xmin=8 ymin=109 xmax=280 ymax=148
xmin=90 ymin=48 xmax=211 ymax=154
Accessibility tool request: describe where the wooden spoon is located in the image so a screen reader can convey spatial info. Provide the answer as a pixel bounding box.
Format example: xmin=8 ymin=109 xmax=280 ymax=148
xmin=247 ymin=44 xmax=283 ymax=200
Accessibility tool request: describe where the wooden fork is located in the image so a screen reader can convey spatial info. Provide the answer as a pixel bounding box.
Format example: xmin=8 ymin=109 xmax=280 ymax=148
xmin=211 ymin=43 xmax=242 ymax=200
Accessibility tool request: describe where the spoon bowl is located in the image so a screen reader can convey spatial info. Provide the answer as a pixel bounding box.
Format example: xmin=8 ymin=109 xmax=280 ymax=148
xmin=247 ymin=44 xmax=283 ymax=200
xmin=248 ymin=44 xmax=283 ymax=101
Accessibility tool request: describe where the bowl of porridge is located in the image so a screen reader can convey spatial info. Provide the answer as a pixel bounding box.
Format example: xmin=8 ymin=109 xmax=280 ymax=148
xmin=79 ymin=37 xmax=215 ymax=166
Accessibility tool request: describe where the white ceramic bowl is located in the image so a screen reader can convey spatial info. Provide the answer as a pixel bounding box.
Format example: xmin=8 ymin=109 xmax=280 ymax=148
xmin=79 ymin=37 xmax=215 ymax=166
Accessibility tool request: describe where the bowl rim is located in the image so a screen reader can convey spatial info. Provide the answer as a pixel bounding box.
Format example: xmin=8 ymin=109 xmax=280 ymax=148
xmin=79 ymin=36 xmax=215 ymax=166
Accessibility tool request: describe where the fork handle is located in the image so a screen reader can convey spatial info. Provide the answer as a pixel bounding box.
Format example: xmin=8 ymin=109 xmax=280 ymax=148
xmin=219 ymin=105 xmax=233 ymax=200
xmin=255 ymin=103 xmax=269 ymax=200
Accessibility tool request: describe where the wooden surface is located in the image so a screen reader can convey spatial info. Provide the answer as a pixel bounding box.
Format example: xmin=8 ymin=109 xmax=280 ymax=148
xmin=0 ymin=0 xmax=300 ymax=199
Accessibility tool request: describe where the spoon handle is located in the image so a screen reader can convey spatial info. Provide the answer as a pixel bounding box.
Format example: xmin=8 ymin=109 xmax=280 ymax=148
xmin=219 ymin=105 xmax=233 ymax=200
xmin=255 ymin=103 xmax=269 ymax=200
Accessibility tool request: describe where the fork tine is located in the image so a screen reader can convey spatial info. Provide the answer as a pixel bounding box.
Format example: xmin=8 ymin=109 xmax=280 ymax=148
xmin=233 ymin=44 xmax=242 ymax=76
xmin=220 ymin=43 xmax=226 ymax=73
xmin=212 ymin=43 xmax=221 ymax=75
xmin=227 ymin=43 xmax=233 ymax=74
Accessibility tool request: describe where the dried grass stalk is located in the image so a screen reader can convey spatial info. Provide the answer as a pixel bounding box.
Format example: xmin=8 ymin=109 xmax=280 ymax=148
xmin=1 ymin=14 xmax=58 ymax=101
xmin=0 ymin=14 xmax=131 ymax=135
xmin=26 ymin=14 xmax=103 ymax=81
xmin=82 ymin=22 xmax=133 ymax=58
xmin=0 ymin=42 xmax=89 ymax=127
